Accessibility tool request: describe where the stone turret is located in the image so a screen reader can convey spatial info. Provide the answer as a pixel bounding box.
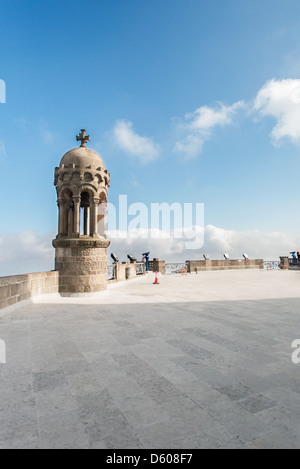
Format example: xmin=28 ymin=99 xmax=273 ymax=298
xmin=52 ymin=130 xmax=110 ymax=295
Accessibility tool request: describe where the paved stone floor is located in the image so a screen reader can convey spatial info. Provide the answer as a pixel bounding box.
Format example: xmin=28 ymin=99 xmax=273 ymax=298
xmin=0 ymin=269 xmax=300 ymax=449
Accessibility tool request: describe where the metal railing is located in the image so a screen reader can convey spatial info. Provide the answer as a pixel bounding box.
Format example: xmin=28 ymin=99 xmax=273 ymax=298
xmin=136 ymin=262 xmax=145 ymax=275
xmin=264 ymin=261 xmax=280 ymax=270
xmin=165 ymin=263 xmax=187 ymax=274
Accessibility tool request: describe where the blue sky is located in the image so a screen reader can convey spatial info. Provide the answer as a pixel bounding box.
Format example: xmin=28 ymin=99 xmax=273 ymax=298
xmin=1 ymin=0 xmax=300 ymax=273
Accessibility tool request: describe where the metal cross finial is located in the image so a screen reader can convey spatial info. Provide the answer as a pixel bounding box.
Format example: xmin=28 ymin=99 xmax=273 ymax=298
xmin=76 ymin=129 xmax=90 ymax=147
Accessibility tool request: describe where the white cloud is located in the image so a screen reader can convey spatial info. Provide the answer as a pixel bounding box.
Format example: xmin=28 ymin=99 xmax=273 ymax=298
xmin=174 ymin=101 xmax=245 ymax=158
xmin=111 ymin=79 xmax=300 ymax=161
xmin=0 ymin=231 xmax=55 ymax=277
xmin=107 ymin=225 xmax=297 ymax=262
xmin=254 ymin=78 xmax=300 ymax=145
xmin=185 ymin=102 xmax=244 ymax=130
xmin=113 ymin=120 xmax=159 ymax=163
xmin=202 ymin=225 xmax=297 ymax=261
xmin=0 ymin=226 xmax=297 ymax=277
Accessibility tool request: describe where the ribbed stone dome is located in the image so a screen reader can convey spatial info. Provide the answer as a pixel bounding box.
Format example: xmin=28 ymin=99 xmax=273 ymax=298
xmin=60 ymin=146 xmax=105 ymax=170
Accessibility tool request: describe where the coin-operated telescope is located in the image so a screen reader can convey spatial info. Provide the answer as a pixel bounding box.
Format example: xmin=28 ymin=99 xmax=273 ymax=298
xmin=127 ymin=254 xmax=137 ymax=263
xmin=142 ymin=252 xmax=150 ymax=271
xmin=111 ymin=253 xmax=119 ymax=264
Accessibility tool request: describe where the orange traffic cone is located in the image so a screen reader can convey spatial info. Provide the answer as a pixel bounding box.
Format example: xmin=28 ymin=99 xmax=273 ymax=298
xmin=153 ymin=271 xmax=159 ymax=284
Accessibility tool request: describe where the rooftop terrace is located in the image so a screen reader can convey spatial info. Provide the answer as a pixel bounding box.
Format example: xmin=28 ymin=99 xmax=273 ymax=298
xmin=0 ymin=269 xmax=300 ymax=449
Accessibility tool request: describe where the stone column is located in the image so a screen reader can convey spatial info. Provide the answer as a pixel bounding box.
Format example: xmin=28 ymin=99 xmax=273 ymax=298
xmin=68 ymin=206 xmax=74 ymax=235
xmin=58 ymin=199 xmax=65 ymax=235
xmin=63 ymin=203 xmax=69 ymax=235
xmin=97 ymin=200 xmax=107 ymax=237
xmin=73 ymin=196 xmax=80 ymax=236
xmin=90 ymin=197 xmax=99 ymax=237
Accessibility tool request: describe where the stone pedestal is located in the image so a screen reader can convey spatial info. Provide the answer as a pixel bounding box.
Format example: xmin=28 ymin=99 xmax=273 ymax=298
xmin=52 ymin=236 xmax=110 ymax=295
xmin=279 ymin=256 xmax=289 ymax=270
xmin=153 ymin=258 xmax=166 ymax=274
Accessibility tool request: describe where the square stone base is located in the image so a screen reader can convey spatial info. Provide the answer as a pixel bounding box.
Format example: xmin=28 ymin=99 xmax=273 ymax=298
xmin=52 ymin=237 xmax=110 ymax=294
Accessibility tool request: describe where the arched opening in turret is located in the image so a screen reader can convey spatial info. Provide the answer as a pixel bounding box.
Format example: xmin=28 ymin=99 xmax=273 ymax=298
xmin=80 ymin=191 xmax=90 ymax=235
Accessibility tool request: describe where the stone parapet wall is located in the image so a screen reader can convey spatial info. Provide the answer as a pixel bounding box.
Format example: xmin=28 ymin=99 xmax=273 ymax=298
xmin=187 ymin=259 xmax=264 ymax=272
xmin=110 ymin=262 xmax=137 ymax=283
xmin=0 ymin=271 xmax=59 ymax=311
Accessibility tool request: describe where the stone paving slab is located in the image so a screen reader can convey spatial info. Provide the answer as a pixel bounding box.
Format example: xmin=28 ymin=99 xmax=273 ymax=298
xmin=0 ymin=270 xmax=300 ymax=448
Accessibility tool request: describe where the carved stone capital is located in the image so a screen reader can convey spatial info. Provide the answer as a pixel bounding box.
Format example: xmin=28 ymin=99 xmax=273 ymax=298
xmin=73 ymin=196 xmax=81 ymax=205
xmin=57 ymin=197 xmax=66 ymax=207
